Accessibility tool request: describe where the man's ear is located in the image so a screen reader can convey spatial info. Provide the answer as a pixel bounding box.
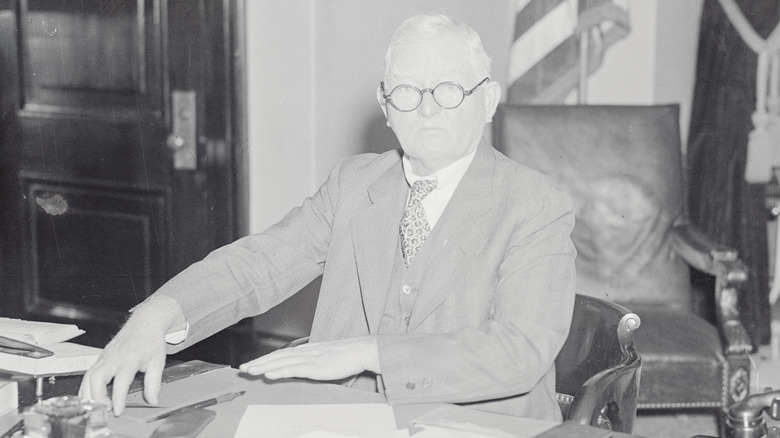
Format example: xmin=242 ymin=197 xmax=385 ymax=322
xmin=377 ymin=87 xmax=389 ymax=120
xmin=483 ymin=80 xmax=502 ymax=123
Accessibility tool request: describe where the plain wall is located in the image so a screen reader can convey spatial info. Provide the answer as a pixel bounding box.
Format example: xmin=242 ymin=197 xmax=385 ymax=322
xmin=246 ymin=0 xmax=703 ymax=232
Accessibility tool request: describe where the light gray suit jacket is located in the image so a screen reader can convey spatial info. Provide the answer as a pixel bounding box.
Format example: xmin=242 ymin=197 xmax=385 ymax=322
xmin=158 ymin=142 xmax=576 ymax=420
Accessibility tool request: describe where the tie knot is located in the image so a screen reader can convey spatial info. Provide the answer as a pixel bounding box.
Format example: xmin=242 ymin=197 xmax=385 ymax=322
xmin=410 ymin=178 xmax=437 ymax=202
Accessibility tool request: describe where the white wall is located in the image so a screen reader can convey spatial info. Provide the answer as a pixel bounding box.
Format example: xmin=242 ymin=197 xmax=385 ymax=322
xmin=247 ymin=0 xmax=514 ymax=232
xmin=246 ymin=1 xmax=316 ymax=233
xmin=247 ymin=0 xmax=704 ymax=232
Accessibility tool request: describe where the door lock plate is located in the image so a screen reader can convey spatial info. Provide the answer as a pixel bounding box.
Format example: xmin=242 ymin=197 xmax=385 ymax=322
xmin=169 ymin=90 xmax=197 ymax=170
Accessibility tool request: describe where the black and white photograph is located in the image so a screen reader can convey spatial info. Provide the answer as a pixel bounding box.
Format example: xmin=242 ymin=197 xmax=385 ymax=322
xmin=1 ymin=1 xmax=779 ymax=437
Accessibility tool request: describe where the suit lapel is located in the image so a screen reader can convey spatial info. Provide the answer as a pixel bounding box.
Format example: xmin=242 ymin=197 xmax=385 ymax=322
xmin=407 ymin=144 xmax=496 ymax=330
xmin=351 ymin=157 xmax=408 ymax=333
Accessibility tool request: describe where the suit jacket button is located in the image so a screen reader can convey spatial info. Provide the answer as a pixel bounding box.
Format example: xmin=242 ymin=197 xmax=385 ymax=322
xmin=406 ymin=381 xmax=416 ymax=390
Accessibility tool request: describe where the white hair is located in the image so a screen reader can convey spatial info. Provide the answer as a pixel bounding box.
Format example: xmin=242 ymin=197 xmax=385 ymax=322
xmin=384 ymin=14 xmax=492 ymax=82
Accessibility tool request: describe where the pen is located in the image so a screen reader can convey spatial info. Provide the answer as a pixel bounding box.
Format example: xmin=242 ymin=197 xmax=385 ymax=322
xmin=0 ymin=335 xmax=53 ymax=358
xmin=146 ymin=391 xmax=246 ymax=423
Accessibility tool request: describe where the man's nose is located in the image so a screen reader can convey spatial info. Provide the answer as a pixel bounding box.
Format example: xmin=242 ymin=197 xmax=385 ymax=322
xmin=418 ymin=91 xmax=441 ymax=117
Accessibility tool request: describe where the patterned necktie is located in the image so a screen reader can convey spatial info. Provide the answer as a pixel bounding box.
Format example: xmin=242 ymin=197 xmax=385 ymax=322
xmin=400 ymin=178 xmax=438 ymax=267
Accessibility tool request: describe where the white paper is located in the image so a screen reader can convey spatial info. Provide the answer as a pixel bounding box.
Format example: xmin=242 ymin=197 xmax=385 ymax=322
xmin=414 ymin=425 xmax=507 ymax=438
xmin=410 ymin=405 xmax=557 ymax=438
xmin=413 ymin=424 xmax=521 ymax=438
xmin=293 ymin=431 xmax=409 ymax=438
xmin=0 ymin=317 xmax=85 ymax=345
xmin=233 ymin=404 xmax=406 ymax=438
xmin=0 ymin=342 xmax=101 ymax=376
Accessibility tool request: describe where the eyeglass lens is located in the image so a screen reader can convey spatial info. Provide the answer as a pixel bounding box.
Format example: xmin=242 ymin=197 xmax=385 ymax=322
xmin=390 ymin=82 xmax=465 ymax=111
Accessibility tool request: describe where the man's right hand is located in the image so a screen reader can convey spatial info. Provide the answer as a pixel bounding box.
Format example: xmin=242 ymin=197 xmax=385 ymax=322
xmin=78 ymin=295 xmax=186 ymax=416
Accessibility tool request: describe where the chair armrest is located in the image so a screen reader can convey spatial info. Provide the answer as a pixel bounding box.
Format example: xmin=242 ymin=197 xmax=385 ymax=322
xmin=566 ymin=348 xmax=641 ymax=433
xmin=670 ymin=223 xmax=753 ymax=354
xmin=670 ymin=223 xmax=741 ymax=275
xmin=563 ymin=312 xmax=641 ymax=433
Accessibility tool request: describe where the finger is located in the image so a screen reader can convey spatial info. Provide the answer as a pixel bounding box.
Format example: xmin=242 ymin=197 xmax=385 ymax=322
xmin=80 ymin=368 xmax=112 ymax=407
xmin=78 ymin=371 xmax=91 ymax=400
xmin=110 ymin=367 xmax=137 ymax=416
xmin=142 ymin=358 xmax=165 ymax=406
xmin=264 ymin=363 xmax=312 ymax=380
xmin=238 ymin=351 xmax=287 ymax=373
xmin=241 ymin=356 xmax=308 ymax=376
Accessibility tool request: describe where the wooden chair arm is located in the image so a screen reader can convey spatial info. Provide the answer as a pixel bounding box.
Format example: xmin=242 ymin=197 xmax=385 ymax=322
xmin=559 ymin=307 xmax=642 ymax=433
xmin=671 ymin=223 xmax=753 ymax=354
xmin=671 ymin=223 xmax=741 ymax=276
xmin=565 ymin=357 xmax=642 ymax=432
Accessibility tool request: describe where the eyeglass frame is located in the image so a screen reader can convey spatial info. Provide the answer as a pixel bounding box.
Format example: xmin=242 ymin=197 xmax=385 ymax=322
xmin=380 ymin=77 xmax=490 ymax=112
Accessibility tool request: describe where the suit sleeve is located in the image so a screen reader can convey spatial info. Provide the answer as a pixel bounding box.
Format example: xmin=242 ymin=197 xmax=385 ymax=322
xmin=376 ymin=185 xmax=576 ymax=405
xmin=153 ymin=158 xmax=351 ymax=353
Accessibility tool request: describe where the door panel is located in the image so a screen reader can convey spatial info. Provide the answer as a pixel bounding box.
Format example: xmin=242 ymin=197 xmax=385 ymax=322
xmin=0 ymin=0 xmax=244 ymax=352
xmin=20 ymin=0 xmax=163 ymax=118
xmin=23 ymin=173 xmax=167 ymax=324
xmin=12 ymin=0 xmax=170 ymax=333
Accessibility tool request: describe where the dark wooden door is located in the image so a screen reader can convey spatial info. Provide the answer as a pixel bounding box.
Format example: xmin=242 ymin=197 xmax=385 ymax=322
xmin=0 ymin=0 xmax=245 ymax=351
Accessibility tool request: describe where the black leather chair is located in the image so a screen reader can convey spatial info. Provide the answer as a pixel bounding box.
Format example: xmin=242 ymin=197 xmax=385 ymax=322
xmin=556 ymin=294 xmax=642 ymax=433
xmin=494 ymin=104 xmax=753 ymax=413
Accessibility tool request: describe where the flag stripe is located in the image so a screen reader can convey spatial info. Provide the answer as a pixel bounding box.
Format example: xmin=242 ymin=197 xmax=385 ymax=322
xmin=507 ymin=0 xmax=577 ymax=84
xmin=507 ymin=0 xmax=630 ymax=103
xmin=513 ymin=0 xmax=569 ymax=39
xmin=508 ymin=37 xmax=579 ymax=103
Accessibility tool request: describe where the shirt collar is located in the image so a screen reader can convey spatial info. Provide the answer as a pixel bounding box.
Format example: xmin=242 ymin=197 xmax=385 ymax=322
xmin=402 ymin=149 xmax=477 ymax=191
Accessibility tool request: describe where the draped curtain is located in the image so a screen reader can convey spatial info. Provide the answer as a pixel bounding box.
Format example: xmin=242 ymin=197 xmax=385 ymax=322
xmin=687 ymin=0 xmax=780 ymax=345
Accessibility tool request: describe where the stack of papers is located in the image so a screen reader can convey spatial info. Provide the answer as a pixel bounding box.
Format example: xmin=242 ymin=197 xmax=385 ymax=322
xmin=0 ymin=380 xmax=18 ymax=416
xmin=0 ymin=318 xmax=85 ymax=345
xmin=233 ymin=404 xmax=409 ymax=438
xmin=410 ymin=405 xmax=558 ymax=438
xmin=0 ymin=318 xmax=100 ymax=376
xmin=0 ymin=342 xmax=102 ymax=376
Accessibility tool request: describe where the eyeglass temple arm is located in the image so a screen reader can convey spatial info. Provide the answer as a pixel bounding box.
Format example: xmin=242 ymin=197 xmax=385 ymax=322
xmin=464 ymin=77 xmax=490 ymax=96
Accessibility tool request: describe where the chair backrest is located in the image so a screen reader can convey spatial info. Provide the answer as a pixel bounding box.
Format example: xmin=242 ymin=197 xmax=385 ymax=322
xmin=494 ymin=104 xmax=691 ymax=310
xmin=555 ymin=294 xmax=642 ymax=433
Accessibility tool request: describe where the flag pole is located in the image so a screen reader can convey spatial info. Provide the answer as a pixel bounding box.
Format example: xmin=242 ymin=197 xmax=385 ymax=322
xmin=578 ymin=29 xmax=589 ymax=104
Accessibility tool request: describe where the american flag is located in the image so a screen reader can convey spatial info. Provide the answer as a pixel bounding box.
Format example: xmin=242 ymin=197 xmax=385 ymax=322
xmin=507 ymin=0 xmax=630 ymax=104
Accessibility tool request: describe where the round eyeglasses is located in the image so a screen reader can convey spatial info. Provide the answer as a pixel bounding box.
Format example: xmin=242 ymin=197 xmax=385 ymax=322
xmin=380 ymin=77 xmax=490 ymax=112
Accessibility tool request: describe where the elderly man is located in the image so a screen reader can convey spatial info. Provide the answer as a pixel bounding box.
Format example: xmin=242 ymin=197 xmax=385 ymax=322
xmin=80 ymin=14 xmax=576 ymax=421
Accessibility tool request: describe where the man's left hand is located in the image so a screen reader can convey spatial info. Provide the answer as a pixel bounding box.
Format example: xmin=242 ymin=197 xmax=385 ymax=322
xmin=238 ymin=336 xmax=380 ymax=380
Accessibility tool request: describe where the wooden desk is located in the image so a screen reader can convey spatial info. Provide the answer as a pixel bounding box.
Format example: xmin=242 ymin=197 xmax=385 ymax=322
xmin=109 ymin=367 xmax=636 ymax=438
xmin=109 ymin=367 xmax=440 ymax=437
xmin=2 ymin=366 xmax=638 ymax=437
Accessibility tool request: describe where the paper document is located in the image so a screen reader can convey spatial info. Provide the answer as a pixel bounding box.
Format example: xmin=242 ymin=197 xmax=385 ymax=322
xmin=410 ymin=405 xmax=557 ymax=438
xmin=0 ymin=318 xmax=85 ymax=345
xmin=0 ymin=342 xmax=101 ymax=376
xmin=233 ymin=404 xmax=409 ymax=438
xmin=0 ymin=380 xmax=18 ymax=417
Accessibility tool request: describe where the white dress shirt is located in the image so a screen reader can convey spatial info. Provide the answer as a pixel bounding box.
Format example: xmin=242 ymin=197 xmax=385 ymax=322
xmin=401 ymin=149 xmax=477 ymax=228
